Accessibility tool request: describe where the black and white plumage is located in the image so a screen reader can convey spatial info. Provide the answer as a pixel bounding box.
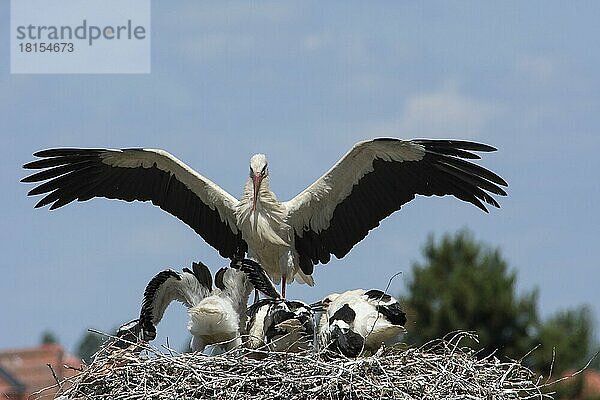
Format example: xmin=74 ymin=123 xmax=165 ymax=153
xmin=135 ymin=261 xmax=253 ymax=352
xmin=319 ymin=289 xmax=407 ymax=357
xmin=232 ymin=258 xmax=315 ymax=353
xmin=246 ymin=298 xmax=315 ymax=353
xmin=324 ymin=304 xmax=366 ymax=358
xmin=114 ymin=319 xmax=145 ymax=350
xmin=22 ymin=139 xmax=508 ymax=296
xmin=230 ymin=258 xmax=281 ymax=300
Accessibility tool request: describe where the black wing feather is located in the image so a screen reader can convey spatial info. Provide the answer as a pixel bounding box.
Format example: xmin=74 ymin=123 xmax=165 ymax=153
xmin=188 ymin=261 xmax=213 ymax=292
xmin=22 ymin=148 xmax=247 ymax=259
xmin=139 ymin=269 xmax=181 ymax=341
xmin=364 ymin=289 xmax=392 ymax=303
xmin=295 ymin=139 xmax=508 ymax=272
xmin=231 ymin=258 xmax=281 ymax=299
xmin=376 ymin=303 xmax=407 ymax=326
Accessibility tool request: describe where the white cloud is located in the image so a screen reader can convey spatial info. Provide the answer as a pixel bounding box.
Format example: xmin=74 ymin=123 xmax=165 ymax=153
xmin=369 ymin=82 xmax=499 ymax=138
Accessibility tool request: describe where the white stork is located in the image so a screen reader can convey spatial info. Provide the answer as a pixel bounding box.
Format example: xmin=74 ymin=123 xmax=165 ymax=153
xmin=133 ymin=261 xmax=253 ymax=352
xmin=22 ymin=138 xmax=508 ymax=296
xmin=318 ymin=289 xmax=407 ymax=357
xmin=231 ymin=258 xmax=316 ymax=353
xmin=246 ymin=298 xmax=315 ymax=353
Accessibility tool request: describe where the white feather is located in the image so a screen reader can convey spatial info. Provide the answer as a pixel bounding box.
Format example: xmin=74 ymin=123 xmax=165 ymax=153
xmin=284 ymin=139 xmax=425 ymax=234
xmin=146 ymin=267 xmax=252 ymax=353
xmin=319 ymin=289 xmax=405 ymax=352
xmin=99 ymin=148 xmax=240 ymax=232
xmin=26 ymin=139 xmax=503 ymax=292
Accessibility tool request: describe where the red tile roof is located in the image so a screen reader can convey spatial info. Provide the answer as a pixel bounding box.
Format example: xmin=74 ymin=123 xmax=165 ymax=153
xmin=0 ymin=343 xmax=82 ymax=399
xmin=0 ymin=365 xmax=25 ymax=399
xmin=560 ymin=369 xmax=600 ymax=399
xmin=579 ymin=370 xmax=600 ymax=397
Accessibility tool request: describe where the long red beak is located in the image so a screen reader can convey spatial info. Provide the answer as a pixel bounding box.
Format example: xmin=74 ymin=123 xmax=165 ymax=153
xmin=252 ymin=175 xmax=262 ymax=211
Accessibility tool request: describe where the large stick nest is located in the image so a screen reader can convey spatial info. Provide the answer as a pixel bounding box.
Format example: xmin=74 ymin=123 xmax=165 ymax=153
xmin=45 ymin=332 xmax=551 ymax=400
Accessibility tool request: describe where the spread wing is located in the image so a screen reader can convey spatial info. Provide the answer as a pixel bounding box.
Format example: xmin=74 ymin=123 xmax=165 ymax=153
xmin=284 ymin=138 xmax=507 ymax=274
xmin=139 ymin=262 xmax=213 ymax=340
xmin=22 ymin=148 xmax=247 ymax=258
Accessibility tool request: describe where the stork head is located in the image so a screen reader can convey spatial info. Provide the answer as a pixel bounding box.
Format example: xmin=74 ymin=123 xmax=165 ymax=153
xmin=321 ymin=293 xmax=340 ymax=310
xmin=249 ymin=154 xmax=268 ymax=211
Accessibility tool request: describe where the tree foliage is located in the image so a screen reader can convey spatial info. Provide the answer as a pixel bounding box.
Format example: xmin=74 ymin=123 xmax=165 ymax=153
xmin=402 ymin=229 xmax=539 ymax=361
xmin=533 ymin=306 xmax=596 ymax=376
xmin=76 ymin=331 xmax=105 ymax=364
xmin=41 ymin=330 xmax=59 ymax=345
xmin=401 ymin=229 xmax=598 ymax=375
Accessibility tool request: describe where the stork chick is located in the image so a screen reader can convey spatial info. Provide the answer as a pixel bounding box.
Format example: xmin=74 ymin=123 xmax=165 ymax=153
xmin=246 ymin=298 xmax=315 ymax=353
xmin=318 ymin=289 xmax=406 ymax=357
xmin=136 ymin=261 xmax=253 ymax=352
xmin=232 ymin=258 xmax=316 ymax=353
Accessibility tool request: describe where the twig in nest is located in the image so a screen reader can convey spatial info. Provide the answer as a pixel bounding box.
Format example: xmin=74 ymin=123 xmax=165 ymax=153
xmin=46 ymin=363 xmax=62 ymax=389
xmin=47 ymin=330 xmax=552 ymax=400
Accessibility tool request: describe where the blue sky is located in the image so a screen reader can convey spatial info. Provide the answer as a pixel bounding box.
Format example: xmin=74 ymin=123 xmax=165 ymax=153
xmin=1 ymin=1 xmax=599 ymax=354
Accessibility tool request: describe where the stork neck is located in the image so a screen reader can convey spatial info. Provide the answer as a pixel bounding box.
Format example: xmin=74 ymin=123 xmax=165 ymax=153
xmin=236 ymin=176 xmax=287 ymax=237
xmin=242 ymin=177 xmax=277 ymax=211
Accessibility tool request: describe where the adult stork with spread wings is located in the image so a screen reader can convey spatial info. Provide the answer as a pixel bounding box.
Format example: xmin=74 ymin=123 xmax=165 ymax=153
xmin=22 ymin=138 xmax=507 ymax=297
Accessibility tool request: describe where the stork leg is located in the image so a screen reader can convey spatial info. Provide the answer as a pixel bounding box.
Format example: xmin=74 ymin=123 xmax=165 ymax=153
xmin=281 ymin=275 xmax=287 ymax=298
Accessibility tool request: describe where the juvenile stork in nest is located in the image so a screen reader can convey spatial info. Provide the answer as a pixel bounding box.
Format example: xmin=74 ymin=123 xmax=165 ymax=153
xmin=23 ymin=138 xmax=508 ymax=297
xmin=318 ymin=289 xmax=407 ymax=357
xmin=231 ymin=258 xmax=315 ymax=353
xmin=127 ymin=261 xmax=252 ymax=352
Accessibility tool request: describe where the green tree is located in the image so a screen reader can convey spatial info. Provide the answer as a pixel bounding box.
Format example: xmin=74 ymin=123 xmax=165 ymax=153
xmin=402 ymin=229 xmax=539 ymax=361
xmin=41 ymin=330 xmax=59 ymax=345
xmin=402 ymin=229 xmax=598 ymax=376
xmin=534 ymin=306 xmax=595 ymax=376
xmin=75 ymin=331 xmax=105 ymax=364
